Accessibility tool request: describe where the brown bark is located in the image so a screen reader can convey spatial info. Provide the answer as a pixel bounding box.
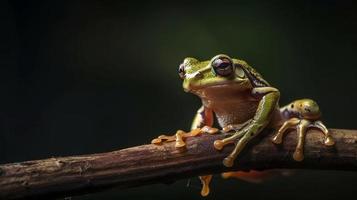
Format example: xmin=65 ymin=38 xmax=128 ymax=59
xmin=0 ymin=128 xmax=356 ymax=199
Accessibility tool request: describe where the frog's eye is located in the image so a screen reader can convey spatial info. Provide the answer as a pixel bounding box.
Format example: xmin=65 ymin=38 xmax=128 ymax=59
xmin=178 ymin=63 xmax=186 ymax=79
xmin=211 ymin=57 xmax=234 ymax=77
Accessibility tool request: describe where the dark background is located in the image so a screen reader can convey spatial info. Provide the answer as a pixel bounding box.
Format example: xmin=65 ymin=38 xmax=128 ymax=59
xmin=1 ymin=0 xmax=356 ymax=199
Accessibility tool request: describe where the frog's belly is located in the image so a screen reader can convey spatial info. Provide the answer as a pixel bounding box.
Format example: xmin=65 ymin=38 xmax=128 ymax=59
xmin=205 ymin=99 xmax=260 ymax=128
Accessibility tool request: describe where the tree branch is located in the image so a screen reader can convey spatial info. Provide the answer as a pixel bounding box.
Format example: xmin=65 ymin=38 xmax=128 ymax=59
xmin=0 ymin=129 xmax=356 ymax=199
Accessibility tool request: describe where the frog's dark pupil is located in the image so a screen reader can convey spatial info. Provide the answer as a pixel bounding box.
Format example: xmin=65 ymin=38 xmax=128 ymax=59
xmin=218 ymin=62 xmax=230 ymax=68
xmin=212 ymin=58 xmax=233 ymax=76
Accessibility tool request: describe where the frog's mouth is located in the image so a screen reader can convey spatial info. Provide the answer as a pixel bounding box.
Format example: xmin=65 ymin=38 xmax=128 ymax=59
xmin=184 ymin=80 xmax=250 ymax=93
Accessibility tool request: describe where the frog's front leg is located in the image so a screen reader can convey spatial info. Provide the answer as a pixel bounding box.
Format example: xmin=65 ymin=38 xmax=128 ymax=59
xmin=214 ymin=87 xmax=280 ymax=167
xmin=151 ymin=106 xmax=219 ymax=148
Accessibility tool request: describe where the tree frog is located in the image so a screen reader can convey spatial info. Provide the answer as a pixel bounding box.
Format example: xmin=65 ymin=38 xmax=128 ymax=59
xmin=152 ymin=54 xmax=335 ymax=196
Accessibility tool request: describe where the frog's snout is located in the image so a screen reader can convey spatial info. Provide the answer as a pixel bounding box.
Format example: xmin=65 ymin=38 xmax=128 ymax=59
xmin=183 ymin=57 xmax=199 ymax=65
xmin=179 ymin=58 xmax=200 ymax=80
xmin=185 ymin=71 xmax=203 ymax=79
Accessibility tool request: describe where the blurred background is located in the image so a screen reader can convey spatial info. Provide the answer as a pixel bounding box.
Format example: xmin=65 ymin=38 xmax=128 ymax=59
xmin=1 ymin=0 xmax=356 ymax=199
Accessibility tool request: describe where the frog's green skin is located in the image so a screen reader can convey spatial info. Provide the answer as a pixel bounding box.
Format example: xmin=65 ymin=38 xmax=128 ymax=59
xmin=180 ymin=54 xmax=334 ymax=166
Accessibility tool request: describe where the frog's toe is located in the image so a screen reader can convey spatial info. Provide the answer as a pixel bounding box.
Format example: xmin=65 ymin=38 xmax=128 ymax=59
xmin=151 ymin=130 xmax=187 ymax=147
xmin=271 ymin=118 xmax=300 ymax=145
xmin=201 ymin=126 xmax=219 ymax=134
xmin=271 ymin=134 xmax=282 ymax=144
xmin=213 ymin=129 xmax=246 ymax=151
xmin=223 ymin=156 xmax=235 ymax=167
xmin=151 ymin=133 xmax=179 ymax=145
xmin=174 ymin=131 xmax=186 ymax=148
xmin=324 ymin=136 xmax=335 ymax=146
xmin=213 ymin=140 xmax=224 ymax=150
xmin=199 ymin=175 xmax=212 ymax=197
xmin=293 ymin=149 xmax=304 ymax=162
xmin=151 ymin=137 xmax=163 ymax=144
xmin=222 ymin=125 xmax=234 ymax=133
xmin=309 ymin=120 xmax=335 ymax=146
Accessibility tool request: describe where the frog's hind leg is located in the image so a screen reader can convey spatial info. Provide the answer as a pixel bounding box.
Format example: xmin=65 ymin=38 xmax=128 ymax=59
xmin=272 ymin=99 xmax=335 ymax=161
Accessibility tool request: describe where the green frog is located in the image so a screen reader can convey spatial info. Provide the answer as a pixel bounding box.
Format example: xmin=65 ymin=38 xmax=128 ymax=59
xmin=152 ymin=54 xmax=334 ymax=196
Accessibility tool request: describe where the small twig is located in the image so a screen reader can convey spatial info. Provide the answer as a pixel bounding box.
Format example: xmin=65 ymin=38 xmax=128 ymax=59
xmin=0 ymin=129 xmax=356 ymax=199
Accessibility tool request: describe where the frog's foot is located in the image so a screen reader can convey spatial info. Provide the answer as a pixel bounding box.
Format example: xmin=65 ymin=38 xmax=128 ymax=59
xmin=213 ymin=124 xmax=252 ymax=167
xmin=151 ymin=126 xmax=219 ymax=148
xmin=272 ymin=118 xmax=335 ymax=161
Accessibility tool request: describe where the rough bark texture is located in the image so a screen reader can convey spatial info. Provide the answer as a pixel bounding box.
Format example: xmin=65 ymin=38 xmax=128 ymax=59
xmin=0 ymin=128 xmax=356 ymax=199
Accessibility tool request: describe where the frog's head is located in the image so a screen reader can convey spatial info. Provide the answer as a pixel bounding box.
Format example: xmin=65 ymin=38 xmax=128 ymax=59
xmin=179 ymin=54 xmax=252 ymax=95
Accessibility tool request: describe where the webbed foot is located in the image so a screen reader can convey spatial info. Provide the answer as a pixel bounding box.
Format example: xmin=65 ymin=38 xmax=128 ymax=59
xmin=272 ymin=118 xmax=334 ymax=161
xmin=151 ymin=126 xmax=219 ymax=148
